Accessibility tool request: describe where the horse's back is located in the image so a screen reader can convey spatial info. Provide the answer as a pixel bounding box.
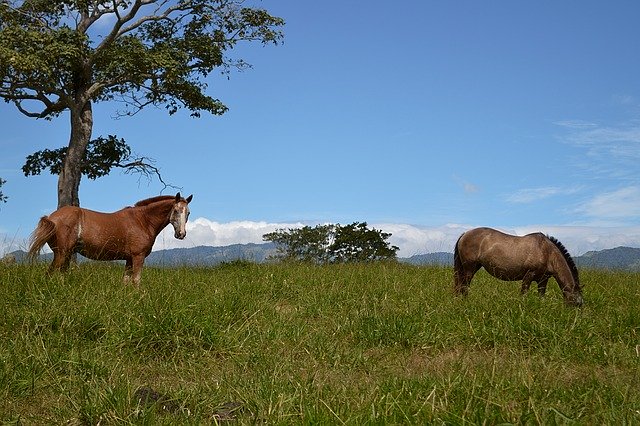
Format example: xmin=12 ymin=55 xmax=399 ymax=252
xmin=48 ymin=205 xmax=120 ymax=230
xmin=47 ymin=206 xmax=83 ymax=229
xmin=460 ymin=227 xmax=546 ymax=249
xmin=48 ymin=205 xmax=80 ymax=218
xmin=458 ymin=227 xmax=507 ymax=256
xmin=51 ymin=205 xmax=130 ymax=224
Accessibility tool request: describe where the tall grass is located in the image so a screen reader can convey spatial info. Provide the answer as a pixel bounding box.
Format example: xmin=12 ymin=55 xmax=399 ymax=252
xmin=1 ymin=261 xmax=639 ymax=424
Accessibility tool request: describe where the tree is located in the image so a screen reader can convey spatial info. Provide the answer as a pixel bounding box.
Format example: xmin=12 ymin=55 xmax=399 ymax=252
xmin=0 ymin=1 xmax=284 ymax=208
xmin=263 ymin=222 xmax=399 ymax=264
xmin=330 ymin=222 xmax=399 ymax=263
xmin=263 ymin=224 xmax=335 ymax=264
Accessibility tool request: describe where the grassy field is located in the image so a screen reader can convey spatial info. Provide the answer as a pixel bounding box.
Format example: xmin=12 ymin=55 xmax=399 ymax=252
xmin=1 ymin=261 xmax=639 ymax=424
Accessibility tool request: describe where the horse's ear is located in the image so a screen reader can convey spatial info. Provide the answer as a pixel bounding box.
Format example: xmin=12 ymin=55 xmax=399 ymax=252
xmin=186 ymin=194 xmax=193 ymax=204
xmin=175 ymin=192 xmax=181 ymax=201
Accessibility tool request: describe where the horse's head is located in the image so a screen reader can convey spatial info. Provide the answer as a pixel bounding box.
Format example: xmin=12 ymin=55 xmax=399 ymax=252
xmin=566 ymin=282 xmax=584 ymax=307
xmin=169 ymin=192 xmax=193 ymax=240
xmin=569 ymin=292 xmax=584 ymax=307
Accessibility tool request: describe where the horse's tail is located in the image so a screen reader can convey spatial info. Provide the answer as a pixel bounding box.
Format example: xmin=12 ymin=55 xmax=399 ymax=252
xmin=453 ymin=234 xmax=464 ymax=289
xmin=28 ymin=216 xmax=55 ymax=263
xmin=453 ymin=235 xmax=462 ymax=272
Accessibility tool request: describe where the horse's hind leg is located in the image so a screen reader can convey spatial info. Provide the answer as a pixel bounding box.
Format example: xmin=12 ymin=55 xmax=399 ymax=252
xmin=131 ymin=256 xmax=145 ymax=287
xmin=123 ymin=259 xmax=134 ymax=285
xmin=454 ymin=264 xmax=478 ymax=296
xmin=123 ymin=256 xmax=144 ymax=287
xmin=48 ymin=248 xmax=72 ymax=273
xmin=46 ymin=229 xmax=75 ymax=274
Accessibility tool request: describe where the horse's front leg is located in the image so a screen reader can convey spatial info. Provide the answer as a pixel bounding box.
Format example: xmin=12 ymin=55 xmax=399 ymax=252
xmin=131 ymin=255 xmax=145 ymax=287
xmin=123 ymin=258 xmax=134 ymax=285
xmin=536 ymin=277 xmax=549 ymax=296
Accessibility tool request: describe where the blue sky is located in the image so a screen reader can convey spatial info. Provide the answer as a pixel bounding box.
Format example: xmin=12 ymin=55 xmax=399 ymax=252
xmin=2 ymin=0 xmax=640 ymax=257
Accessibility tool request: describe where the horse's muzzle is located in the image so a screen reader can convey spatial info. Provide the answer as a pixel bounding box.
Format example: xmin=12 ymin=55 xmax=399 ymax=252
xmin=175 ymin=231 xmax=186 ymax=240
xmin=573 ymin=294 xmax=584 ymax=307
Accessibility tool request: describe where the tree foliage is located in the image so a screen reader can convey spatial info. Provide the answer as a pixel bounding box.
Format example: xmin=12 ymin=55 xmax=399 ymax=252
xmin=22 ymin=135 xmax=171 ymax=186
xmin=263 ymin=222 xmax=399 ymax=264
xmin=0 ymin=1 xmax=284 ymax=207
xmin=330 ymin=222 xmax=399 ymax=263
xmin=0 ymin=0 xmax=284 ymax=119
xmin=0 ymin=177 xmax=6 ymax=203
xmin=264 ymin=224 xmax=335 ymax=264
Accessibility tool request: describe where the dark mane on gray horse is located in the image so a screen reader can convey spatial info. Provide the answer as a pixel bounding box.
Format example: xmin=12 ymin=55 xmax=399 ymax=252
xmin=547 ymin=235 xmax=580 ymax=288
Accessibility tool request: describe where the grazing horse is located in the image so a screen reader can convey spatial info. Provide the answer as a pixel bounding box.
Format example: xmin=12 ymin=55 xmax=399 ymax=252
xmin=453 ymin=227 xmax=583 ymax=306
xmin=28 ymin=193 xmax=193 ymax=286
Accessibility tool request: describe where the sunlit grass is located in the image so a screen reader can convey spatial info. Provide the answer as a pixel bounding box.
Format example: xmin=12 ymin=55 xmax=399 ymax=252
xmin=1 ymin=261 xmax=639 ymax=424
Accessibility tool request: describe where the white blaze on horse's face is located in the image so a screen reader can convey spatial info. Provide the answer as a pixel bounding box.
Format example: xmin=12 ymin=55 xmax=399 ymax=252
xmin=170 ymin=201 xmax=190 ymax=240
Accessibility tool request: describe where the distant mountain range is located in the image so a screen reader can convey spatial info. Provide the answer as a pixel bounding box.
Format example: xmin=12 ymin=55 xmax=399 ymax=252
xmin=144 ymin=243 xmax=278 ymax=266
xmin=4 ymin=244 xmax=640 ymax=271
xmin=574 ymin=246 xmax=640 ymax=271
xmin=3 ymin=243 xmax=278 ymax=267
xmin=402 ymin=252 xmax=454 ymax=266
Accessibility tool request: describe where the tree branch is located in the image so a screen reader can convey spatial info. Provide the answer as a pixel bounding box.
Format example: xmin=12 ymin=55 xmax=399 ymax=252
xmin=117 ymin=157 xmax=180 ymax=192
xmin=3 ymin=90 xmax=68 ymax=118
xmin=0 ymin=177 xmax=7 ymax=203
xmin=94 ymin=0 xmax=169 ymax=52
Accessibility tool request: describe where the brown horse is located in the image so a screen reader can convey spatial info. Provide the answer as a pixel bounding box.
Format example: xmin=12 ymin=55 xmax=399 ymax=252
xmin=28 ymin=192 xmax=193 ymax=285
xmin=453 ymin=227 xmax=583 ymax=306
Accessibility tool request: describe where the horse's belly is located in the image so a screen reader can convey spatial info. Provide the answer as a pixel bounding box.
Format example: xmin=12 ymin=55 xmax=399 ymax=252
xmin=76 ymin=239 xmax=128 ymax=261
xmin=78 ymin=247 xmax=125 ymax=261
xmin=483 ymin=264 xmax=527 ymax=281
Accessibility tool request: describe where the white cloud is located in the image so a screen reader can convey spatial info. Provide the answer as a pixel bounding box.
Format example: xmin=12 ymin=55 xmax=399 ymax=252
xmin=5 ymin=220 xmax=640 ymax=260
xmin=154 ymin=219 xmax=472 ymax=257
xmin=556 ymin=120 xmax=640 ymax=180
xmin=373 ymin=223 xmax=469 ymax=256
xmin=153 ymin=218 xmax=305 ymax=251
xmin=154 ymin=219 xmax=640 ymax=258
xmin=567 ymin=126 xmax=640 ymax=149
xmin=553 ymin=118 xmax=640 ymax=224
xmin=463 ymin=182 xmax=479 ymax=194
xmin=452 ymin=175 xmax=479 ymax=194
xmin=507 ymin=186 xmax=581 ymax=204
xmin=611 ymin=94 xmax=637 ymax=106
xmin=576 ymin=186 xmax=640 ymax=221
xmin=554 ymin=120 xmax=598 ymax=129
xmin=0 ymin=233 xmax=29 ymax=257
xmin=383 ymin=223 xmax=640 ymax=257
xmin=510 ymin=224 xmax=640 ymax=256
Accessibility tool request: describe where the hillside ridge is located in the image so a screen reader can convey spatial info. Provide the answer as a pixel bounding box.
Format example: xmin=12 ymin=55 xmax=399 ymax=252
xmin=4 ymin=244 xmax=640 ymax=271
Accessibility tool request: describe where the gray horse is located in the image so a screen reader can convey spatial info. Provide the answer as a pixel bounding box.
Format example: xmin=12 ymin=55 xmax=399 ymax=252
xmin=453 ymin=227 xmax=583 ymax=306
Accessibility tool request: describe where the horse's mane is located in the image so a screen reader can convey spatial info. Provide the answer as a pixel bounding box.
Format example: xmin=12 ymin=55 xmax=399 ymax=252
xmin=134 ymin=195 xmax=176 ymax=207
xmin=548 ymin=236 xmax=580 ymax=287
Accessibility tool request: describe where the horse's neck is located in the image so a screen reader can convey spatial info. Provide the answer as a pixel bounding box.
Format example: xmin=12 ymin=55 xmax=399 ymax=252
xmin=550 ymin=249 xmax=574 ymax=288
xmin=137 ymin=201 xmax=173 ymax=235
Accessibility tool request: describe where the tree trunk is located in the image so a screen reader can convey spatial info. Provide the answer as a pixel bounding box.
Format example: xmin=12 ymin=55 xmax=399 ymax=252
xmin=57 ymin=101 xmax=93 ymax=208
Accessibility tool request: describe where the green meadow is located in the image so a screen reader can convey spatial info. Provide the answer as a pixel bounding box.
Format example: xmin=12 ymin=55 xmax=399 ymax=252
xmin=1 ymin=262 xmax=639 ymax=424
